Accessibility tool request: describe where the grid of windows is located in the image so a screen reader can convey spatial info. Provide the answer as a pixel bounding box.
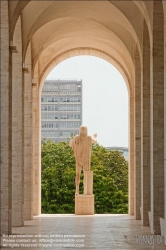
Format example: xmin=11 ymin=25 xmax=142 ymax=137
xmin=42 ymin=130 xmax=59 ymax=137
xmin=59 ymin=105 xmax=81 ymax=111
xmin=41 ymin=105 xmax=58 ymax=111
xmin=41 ymin=122 xmax=81 ymax=128
xmin=41 ymin=79 xmax=82 ymax=142
xmin=41 ymin=130 xmax=78 ymax=139
xmin=59 ymin=122 xmax=81 ymax=128
xmin=41 ymin=113 xmax=58 ymax=119
xmin=59 ymin=130 xmax=78 ymax=137
xmin=41 ymin=104 xmax=81 ymax=112
xmin=59 ymin=96 xmax=81 ymax=102
xmin=60 ymin=114 xmax=81 ymax=120
xmin=42 ymin=80 xmax=81 ymax=94
xmin=41 ymin=96 xmax=81 ymax=103
xmin=41 ymin=113 xmax=80 ymax=120
xmin=41 ymin=96 xmax=59 ymax=102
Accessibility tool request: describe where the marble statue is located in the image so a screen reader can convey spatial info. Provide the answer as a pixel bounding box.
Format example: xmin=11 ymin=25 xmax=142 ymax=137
xmin=69 ymin=125 xmax=97 ymax=195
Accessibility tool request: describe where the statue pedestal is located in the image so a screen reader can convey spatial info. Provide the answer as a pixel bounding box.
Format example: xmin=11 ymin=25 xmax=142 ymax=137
xmin=75 ymin=194 xmax=94 ymax=215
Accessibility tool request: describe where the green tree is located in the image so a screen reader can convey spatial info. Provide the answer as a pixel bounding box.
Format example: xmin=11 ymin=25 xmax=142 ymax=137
xmin=41 ymin=140 xmax=128 ymax=214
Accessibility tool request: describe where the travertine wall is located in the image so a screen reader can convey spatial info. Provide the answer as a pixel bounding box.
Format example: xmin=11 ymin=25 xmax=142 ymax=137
xmin=150 ymin=1 xmax=164 ymax=234
xmin=141 ymin=20 xmax=151 ymax=226
xmin=0 ymin=0 xmax=12 ymax=235
xmin=129 ymin=91 xmax=134 ymax=215
xmin=12 ymin=16 xmax=24 ymax=227
xmin=134 ymin=47 xmax=141 ymax=220
xmin=32 ymin=63 xmax=41 ymax=215
xmin=23 ymin=42 xmax=33 ymax=220
xmin=164 ymin=1 xmax=166 ymax=243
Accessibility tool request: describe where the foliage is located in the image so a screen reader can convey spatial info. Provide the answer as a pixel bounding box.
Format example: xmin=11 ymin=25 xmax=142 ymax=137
xmin=41 ymin=140 xmax=128 ymax=214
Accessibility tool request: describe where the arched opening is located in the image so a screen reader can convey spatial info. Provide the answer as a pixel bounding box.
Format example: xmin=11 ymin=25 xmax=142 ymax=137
xmin=40 ymin=55 xmax=129 ymax=214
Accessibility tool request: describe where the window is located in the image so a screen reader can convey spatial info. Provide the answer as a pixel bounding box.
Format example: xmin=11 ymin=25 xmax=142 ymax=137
xmin=41 ymin=114 xmax=47 ymax=119
xmin=41 ymin=96 xmax=47 ymax=102
xmin=41 ymin=122 xmax=47 ymax=128
xmin=48 ymin=105 xmax=54 ymax=111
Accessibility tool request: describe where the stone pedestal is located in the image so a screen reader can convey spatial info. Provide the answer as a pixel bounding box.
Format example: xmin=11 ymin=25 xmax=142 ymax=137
xmin=75 ymin=194 xmax=94 ymax=215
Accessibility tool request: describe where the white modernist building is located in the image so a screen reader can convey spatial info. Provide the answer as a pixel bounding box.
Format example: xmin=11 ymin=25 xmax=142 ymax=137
xmin=41 ymin=79 xmax=82 ymax=142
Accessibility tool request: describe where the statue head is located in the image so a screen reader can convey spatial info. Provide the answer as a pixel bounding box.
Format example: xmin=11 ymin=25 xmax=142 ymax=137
xmin=79 ymin=125 xmax=88 ymax=136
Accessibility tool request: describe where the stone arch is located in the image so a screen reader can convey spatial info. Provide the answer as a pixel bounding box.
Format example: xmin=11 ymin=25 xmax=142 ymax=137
xmin=38 ymin=48 xmax=132 ymax=94
xmin=32 ymin=47 xmax=135 ymax=215
xmin=10 ymin=0 xmax=146 ymax=219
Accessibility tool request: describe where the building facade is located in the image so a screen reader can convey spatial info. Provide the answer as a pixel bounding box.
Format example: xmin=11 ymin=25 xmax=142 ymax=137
xmin=41 ymin=79 xmax=82 ymax=142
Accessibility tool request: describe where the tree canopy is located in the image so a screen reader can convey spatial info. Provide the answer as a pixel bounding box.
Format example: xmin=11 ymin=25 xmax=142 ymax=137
xmin=41 ymin=140 xmax=128 ymax=214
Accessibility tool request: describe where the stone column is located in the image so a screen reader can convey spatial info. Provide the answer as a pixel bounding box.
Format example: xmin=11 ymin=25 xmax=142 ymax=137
xmin=32 ymin=65 xmax=41 ymax=215
xmin=12 ymin=16 xmax=24 ymax=227
xmin=23 ymin=42 xmax=33 ymax=220
xmin=0 ymin=0 xmax=12 ymax=235
xmin=164 ymin=1 xmax=166 ymax=244
xmin=129 ymin=89 xmax=134 ymax=215
xmin=134 ymin=47 xmax=141 ymax=220
xmin=150 ymin=1 xmax=164 ymax=234
xmin=141 ymin=20 xmax=150 ymax=226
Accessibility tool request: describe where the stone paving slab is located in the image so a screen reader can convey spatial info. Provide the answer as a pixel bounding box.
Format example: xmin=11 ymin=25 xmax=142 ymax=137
xmin=1 ymin=214 xmax=166 ymax=250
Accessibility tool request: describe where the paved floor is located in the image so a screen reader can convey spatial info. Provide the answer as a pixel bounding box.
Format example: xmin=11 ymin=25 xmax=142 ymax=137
xmin=1 ymin=214 xmax=166 ymax=250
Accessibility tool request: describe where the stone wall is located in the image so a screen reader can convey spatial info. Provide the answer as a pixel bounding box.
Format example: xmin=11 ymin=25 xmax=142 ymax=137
xmin=12 ymin=16 xmax=24 ymax=227
xmin=24 ymin=42 xmax=33 ymax=220
xmin=141 ymin=20 xmax=151 ymax=227
xmin=0 ymin=0 xmax=12 ymax=235
xmin=32 ymin=63 xmax=41 ymax=215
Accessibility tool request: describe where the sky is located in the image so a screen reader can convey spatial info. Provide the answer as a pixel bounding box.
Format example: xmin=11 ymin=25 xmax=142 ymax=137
xmin=47 ymin=56 xmax=128 ymax=147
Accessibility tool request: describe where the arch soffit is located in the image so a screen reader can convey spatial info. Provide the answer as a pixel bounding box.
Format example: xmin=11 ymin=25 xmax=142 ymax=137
xmin=10 ymin=1 xmax=152 ymax=49
xmin=31 ymin=17 xmax=134 ymax=66
xmin=37 ymin=42 xmax=133 ymax=81
xmin=22 ymin=1 xmax=144 ymax=63
xmin=9 ymin=0 xmax=30 ymax=40
xmin=133 ymin=1 xmax=152 ymax=44
xmin=37 ymin=48 xmax=132 ymax=95
xmin=11 ymin=1 xmax=152 ymax=92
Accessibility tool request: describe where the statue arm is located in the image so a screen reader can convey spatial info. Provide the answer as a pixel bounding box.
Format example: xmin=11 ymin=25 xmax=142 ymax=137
xmin=92 ymin=133 xmax=97 ymax=144
xmin=69 ymin=135 xmax=79 ymax=150
xmin=69 ymin=139 xmax=73 ymax=148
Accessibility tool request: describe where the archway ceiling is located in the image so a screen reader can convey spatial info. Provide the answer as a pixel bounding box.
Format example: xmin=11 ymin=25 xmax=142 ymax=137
xmin=10 ymin=1 xmax=152 ymax=37
xmin=37 ymin=38 xmax=132 ymax=79
xmin=32 ymin=17 xmax=134 ymax=77
xmin=32 ymin=17 xmax=134 ymax=61
xmin=22 ymin=1 xmax=144 ymax=59
xmin=10 ymin=0 xmax=152 ymax=90
xmin=10 ymin=1 xmax=152 ymax=57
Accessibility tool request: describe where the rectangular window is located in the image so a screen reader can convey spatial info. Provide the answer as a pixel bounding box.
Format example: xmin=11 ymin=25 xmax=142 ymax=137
xmin=48 ymin=106 xmax=53 ymax=111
